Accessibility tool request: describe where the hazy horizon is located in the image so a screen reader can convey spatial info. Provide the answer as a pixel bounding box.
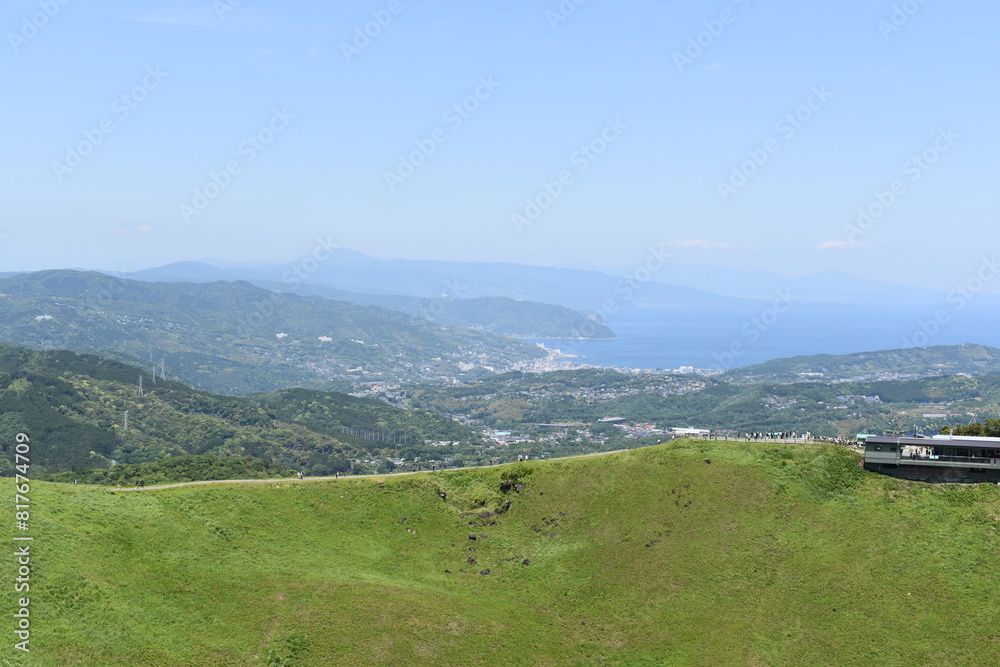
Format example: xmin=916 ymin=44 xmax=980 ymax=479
xmin=0 ymin=251 xmax=976 ymax=297
xmin=4 ymin=1 xmax=998 ymax=294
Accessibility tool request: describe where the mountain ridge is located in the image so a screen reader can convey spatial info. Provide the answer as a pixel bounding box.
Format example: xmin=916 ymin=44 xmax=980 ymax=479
xmin=127 ymin=253 xmax=756 ymax=310
xmin=0 ymin=270 xmax=545 ymax=394
xmin=720 ymin=343 xmax=1000 ymax=384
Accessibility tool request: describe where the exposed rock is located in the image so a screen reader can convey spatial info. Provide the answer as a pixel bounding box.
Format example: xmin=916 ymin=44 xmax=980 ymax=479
xmin=705 ymin=459 xmax=712 ymax=464
xmin=479 ymin=569 xmax=490 ymax=576
xmin=467 ymin=556 xmax=477 ymax=565
xmin=521 ymin=559 xmax=530 ymax=566
xmin=478 ymin=511 xmax=492 ymax=519
xmin=468 ymin=533 xmax=477 ymax=540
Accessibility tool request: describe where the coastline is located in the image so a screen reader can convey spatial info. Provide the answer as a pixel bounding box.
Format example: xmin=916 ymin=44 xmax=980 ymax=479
xmin=525 ymin=336 xmax=620 ymax=341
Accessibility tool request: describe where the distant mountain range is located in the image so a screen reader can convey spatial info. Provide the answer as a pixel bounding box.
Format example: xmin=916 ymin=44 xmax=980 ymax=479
xmin=120 ymin=250 xmax=1000 ymax=318
xmin=126 ymin=252 xmax=755 ymax=311
xmin=720 ymin=344 xmax=1000 ymax=384
xmin=0 ymin=270 xmax=545 ymax=393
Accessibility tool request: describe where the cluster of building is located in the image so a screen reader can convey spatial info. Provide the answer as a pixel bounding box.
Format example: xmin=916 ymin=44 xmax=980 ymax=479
xmin=835 ymin=394 xmax=883 ymax=404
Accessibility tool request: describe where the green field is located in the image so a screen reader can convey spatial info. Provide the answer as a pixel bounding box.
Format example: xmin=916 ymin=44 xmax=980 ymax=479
xmin=4 ymin=439 xmax=1000 ymax=665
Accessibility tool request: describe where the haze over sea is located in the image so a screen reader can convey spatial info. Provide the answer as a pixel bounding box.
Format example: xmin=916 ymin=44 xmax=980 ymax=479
xmin=531 ymin=302 xmax=1000 ymax=372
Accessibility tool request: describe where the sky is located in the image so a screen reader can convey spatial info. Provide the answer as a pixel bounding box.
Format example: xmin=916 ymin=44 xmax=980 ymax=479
xmin=3 ymin=0 xmax=999 ymax=292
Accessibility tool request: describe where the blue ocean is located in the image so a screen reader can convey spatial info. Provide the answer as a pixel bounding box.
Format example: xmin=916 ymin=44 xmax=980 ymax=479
xmin=530 ymin=302 xmax=1000 ymax=372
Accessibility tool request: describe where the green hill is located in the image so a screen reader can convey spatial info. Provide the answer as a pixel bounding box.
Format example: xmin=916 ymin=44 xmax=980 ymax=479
xmin=721 ymin=343 xmax=1000 ymax=384
xmin=0 ymin=344 xmax=485 ymax=478
xmin=4 ymin=439 xmax=1000 ymax=665
xmin=250 ymin=281 xmax=618 ymax=339
xmin=0 ymin=270 xmax=544 ymax=394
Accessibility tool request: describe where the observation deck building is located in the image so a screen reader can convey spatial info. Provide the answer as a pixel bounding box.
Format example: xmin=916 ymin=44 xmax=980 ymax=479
xmin=864 ymin=434 xmax=1000 ymax=483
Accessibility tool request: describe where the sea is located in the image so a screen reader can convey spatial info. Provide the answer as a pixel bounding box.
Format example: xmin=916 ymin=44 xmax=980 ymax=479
xmin=530 ymin=302 xmax=1000 ymax=372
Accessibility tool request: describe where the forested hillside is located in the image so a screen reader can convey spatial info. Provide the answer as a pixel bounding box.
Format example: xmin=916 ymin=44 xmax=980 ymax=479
xmin=721 ymin=344 xmax=1000 ymax=384
xmin=0 ymin=344 xmax=484 ymax=479
xmin=0 ymin=270 xmax=544 ymax=394
xmin=245 ymin=281 xmax=617 ymax=338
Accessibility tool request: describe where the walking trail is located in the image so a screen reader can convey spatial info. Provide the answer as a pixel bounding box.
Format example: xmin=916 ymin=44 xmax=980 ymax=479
xmin=121 ymin=448 xmax=633 ymax=492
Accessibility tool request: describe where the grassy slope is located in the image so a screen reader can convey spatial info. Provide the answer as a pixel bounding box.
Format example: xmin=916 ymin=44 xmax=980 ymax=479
xmin=3 ymin=440 xmax=1000 ymax=665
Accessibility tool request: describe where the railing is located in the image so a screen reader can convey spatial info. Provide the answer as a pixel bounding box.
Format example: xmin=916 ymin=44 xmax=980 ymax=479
xmin=902 ymin=455 xmax=999 ymax=465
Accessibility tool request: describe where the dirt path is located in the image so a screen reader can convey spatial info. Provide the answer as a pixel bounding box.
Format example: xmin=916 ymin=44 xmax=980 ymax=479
xmin=122 ymin=448 xmax=633 ymax=492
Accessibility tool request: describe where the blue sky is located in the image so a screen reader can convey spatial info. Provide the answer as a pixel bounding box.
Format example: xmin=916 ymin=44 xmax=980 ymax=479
xmin=2 ymin=0 xmax=998 ymax=292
